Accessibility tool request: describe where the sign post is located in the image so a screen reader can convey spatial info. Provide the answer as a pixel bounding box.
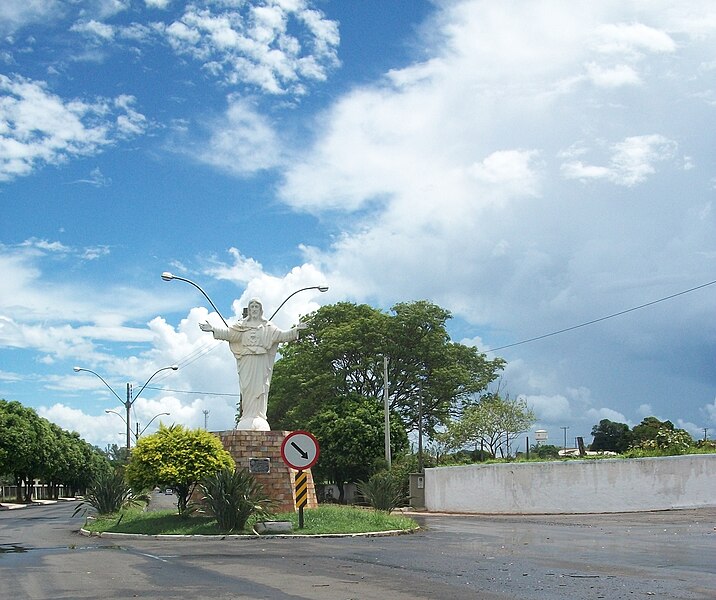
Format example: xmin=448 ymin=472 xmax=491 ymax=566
xmin=295 ymin=470 xmax=308 ymax=528
xmin=280 ymin=431 xmax=320 ymax=529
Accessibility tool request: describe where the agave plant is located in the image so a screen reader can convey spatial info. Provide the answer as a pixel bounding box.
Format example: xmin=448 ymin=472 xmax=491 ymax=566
xmin=199 ymin=468 xmax=275 ymax=532
xmin=73 ymin=468 xmax=149 ymax=517
xmin=356 ymin=472 xmax=408 ymax=512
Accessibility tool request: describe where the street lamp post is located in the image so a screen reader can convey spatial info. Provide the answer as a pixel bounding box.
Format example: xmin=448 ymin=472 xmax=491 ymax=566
xmin=269 ymin=285 xmax=329 ymax=320
xmin=74 ymin=365 xmax=178 ymax=449
xmin=137 ymin=411 xmax=170 ymax=437
xmin=162 ymin=271 xmax=328 ymax=325
xmin=383 ymin=355 xmax=391 ymax=469
xmin=161 ymin=272 xmax=229 ymax=327
xmin=105 ymin=410 xmax=170 ymax=441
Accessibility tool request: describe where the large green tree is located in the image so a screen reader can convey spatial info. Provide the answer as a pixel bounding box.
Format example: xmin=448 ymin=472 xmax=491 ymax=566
xmin=445 ymin=393 xmax=536 ymax=458
xmin=306 ymin=394 xmax=409 ymax=502
xmin=42 ymin=425 xmax=81 ymax=499
xmin=0 ymin=400 xmax=48 ymax=502
xmin=590 ymin=419 xmax=632 ymax=453
xmin=125 ymin=424 xmax=234 ymax=514
xmin=60 ymin=432 xmax=109 ymax=497
xmin=103 ymin=443 xmax=130 ymax=468
xmin=268 ymin=301 xmax=504 ymax=438
xmin=0 ymin=400 xmax=107 ymax=501
xmin=631 ymin=416 xmax=674 ymax=446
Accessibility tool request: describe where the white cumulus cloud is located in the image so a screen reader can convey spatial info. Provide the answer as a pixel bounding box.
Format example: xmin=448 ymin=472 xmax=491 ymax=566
xmin=0 ymin=76 xmax=147 ymax=181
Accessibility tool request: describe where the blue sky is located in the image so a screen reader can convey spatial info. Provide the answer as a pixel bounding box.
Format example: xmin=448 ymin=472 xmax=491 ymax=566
xmin=1 ymin=0 xmax=714 ymax=451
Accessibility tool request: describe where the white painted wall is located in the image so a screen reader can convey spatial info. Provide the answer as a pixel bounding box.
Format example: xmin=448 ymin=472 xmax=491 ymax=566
xmin=425 ymin=454 xmax=716 ymax=514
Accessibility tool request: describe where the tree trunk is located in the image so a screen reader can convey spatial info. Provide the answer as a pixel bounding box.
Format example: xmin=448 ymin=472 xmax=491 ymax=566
xmin=14 ymin=475 xmax=22 ymax=503
xmin=23 ymin=477 xmax=33 ymax=503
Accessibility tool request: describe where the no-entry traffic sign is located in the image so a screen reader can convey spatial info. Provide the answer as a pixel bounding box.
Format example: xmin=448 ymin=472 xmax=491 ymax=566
xmin=280 ymin=430 xmax=320 ymax=471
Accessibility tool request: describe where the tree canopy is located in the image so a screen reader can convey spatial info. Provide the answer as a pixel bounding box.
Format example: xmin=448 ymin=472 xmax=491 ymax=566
xmin=590 ymin=419 xmax=632 ymax=453
xmin=587 ymin=415 xmax=702 ymax=455
xmin=0 ymin=399 xmax=109 ymax=502
xmin=306 ymin=394 xmax=409 ymax=502
xmin=268 ymin=301 xmax=505 ymax=438
xmin=444 ymin=393 xmax=536 ymax=458
xmin=125 ymin=424 xmax=234 ymax=513
xmin=631 ymin=416 xmax=675 ymax=446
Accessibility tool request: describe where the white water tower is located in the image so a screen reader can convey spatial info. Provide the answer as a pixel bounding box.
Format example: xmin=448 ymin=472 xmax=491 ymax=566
xmin=535 ymin=429 xmax=548 ymax=445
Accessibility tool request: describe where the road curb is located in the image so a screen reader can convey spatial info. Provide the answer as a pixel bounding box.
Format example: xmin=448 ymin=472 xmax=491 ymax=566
xmin=79 ymin=526 xmax=420 ymax=540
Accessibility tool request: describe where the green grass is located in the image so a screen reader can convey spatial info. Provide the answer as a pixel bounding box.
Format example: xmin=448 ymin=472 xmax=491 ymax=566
xmin=86 ymin=509 xmax=220 ymax=535
xmin=82 ymin=504 xmax=418 ymax=536
xmin=272 ymin=504 xmax=417 ymax=534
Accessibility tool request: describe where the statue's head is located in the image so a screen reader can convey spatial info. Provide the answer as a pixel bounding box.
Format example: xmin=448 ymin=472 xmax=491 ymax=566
xmin=247 ymin=298 xmax=264 ymax=320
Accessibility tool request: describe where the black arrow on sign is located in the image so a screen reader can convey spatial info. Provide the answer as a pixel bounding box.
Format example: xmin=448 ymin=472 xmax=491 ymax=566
xmin=291 ymin=441 xmax=309 ymax=459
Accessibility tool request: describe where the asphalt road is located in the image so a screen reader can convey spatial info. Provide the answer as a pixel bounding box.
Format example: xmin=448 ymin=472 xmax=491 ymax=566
xmin=1 ymin=498 xmax=714 ymax=600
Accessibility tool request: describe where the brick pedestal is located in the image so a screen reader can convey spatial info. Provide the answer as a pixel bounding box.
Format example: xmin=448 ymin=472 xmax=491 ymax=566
xmin=214 ymin=430 xmax=318 ymax=513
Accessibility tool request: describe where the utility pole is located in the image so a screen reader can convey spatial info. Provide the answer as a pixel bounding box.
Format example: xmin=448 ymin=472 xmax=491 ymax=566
xmin=383 ymin=356 xmax=391 ymax=469
xmin=561 ymin=426 xmax=569 ymax=450
xmin=418 ymin=382 xmax=424 ymax=472
xmin=126 ymin=383 xmax=133 ymax=450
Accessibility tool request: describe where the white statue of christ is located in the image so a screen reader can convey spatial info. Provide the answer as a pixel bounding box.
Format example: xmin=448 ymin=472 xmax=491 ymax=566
xmin=200 ymin=298 xmax=307 ymax=431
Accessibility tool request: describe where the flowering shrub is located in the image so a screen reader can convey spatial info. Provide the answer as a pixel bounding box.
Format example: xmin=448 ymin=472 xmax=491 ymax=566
xmin=636 ymin=428 xmax=693 ymax=455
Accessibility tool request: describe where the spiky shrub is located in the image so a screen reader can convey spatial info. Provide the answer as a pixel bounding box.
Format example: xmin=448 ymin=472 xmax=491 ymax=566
xmin=199 ymin=468 xmax=274 ymax=532
xmin=356 ymin=472 xmax=408 ymax=512
xmin=73 ymin=468 xmax=148 ymax=517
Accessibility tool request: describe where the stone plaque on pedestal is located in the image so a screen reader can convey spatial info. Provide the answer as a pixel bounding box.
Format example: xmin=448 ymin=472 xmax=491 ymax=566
xmin=249 ymin=457 xmax=270 ymax=473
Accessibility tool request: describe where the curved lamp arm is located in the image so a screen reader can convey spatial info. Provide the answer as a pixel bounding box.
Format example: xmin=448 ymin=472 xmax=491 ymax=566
xmin=161 ymin=272 xmax=229 ymax=327
xmin=269 ymin=285 xmax=329 ymax=321
xmin=138 ymin=412 xmax=170 ymax=438
xmin=73 ymin=367 xmax=124 ymax=403
xmin=105 ymin=409 xmax=127 ymax=425
xmin=132 ymin=365 xmax=178 ymax=403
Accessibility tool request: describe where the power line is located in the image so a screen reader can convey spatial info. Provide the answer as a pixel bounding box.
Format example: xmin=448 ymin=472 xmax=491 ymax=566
xmin=137 ymin=280 xmax=715 ymax=397
xmin=144 ymin=385 xmax=239 ymax=398
xmin=489 ymin=279 xmax=716 ymax=353
xmin=176 ymin=339 xmax=223 ymax=369
xmin=142 ymin=339 xmax=225 ymax=393
xmin=150 ymin=340 xmax=223 ymax=385
xmin=124 ymin=330 xmax=231 ymax=400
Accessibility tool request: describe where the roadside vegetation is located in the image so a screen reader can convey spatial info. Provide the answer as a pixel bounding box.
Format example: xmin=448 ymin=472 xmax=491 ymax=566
xmin=82 ymin=504 xmax=417 ymax=536
xmin=124 ymin=424 xmax=234 ymax=515
xmin=73 ymin=468 xmax=148 ymax=517
xmin=3 ymin=301 xmax=714 ymax=529
xmin=590 ymin=416 xmax=715 ymax=458
xmin=0 ymin=399 xmax=109 ymax=503
xmin=199 ymin=467 xmax=275 ymax=531
xmin=355 ymin=472 xmax=407 ymax=512
xmin=70 ymin=423 xmax=418 ymax=536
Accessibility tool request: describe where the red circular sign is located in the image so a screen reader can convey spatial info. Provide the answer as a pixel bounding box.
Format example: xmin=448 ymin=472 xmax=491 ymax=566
xmin=280 ymin=430 xmax=320 ymax=470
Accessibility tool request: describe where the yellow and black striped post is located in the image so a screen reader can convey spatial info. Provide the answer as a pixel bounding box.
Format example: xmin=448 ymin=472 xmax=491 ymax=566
xmin=295 ymin=470 xmax=308 ymax=528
